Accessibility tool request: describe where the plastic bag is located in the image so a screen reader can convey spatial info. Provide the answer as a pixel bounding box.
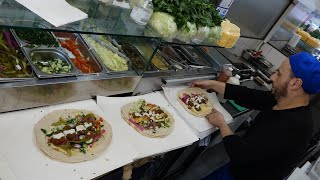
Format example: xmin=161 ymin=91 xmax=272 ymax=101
xmin=191 ymin=26 xmax=210 ymax=44
xmin=207 ymin=26 xmax=222 ymax=45
xmin=174 ymin=22 xmax=197 ymax=43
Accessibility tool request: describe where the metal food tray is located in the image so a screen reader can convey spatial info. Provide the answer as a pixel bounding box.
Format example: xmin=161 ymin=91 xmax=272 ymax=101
xmin=170 ymin=45 xmax=211 ymax=70
xmin=194 ymin=47 xmax=223 ymax=73
xmin=22 ymin=48 xmax=79 ymax=78
xmin=54 ymin=32 xmax=108 ymax=75
xmin=134 ymin=42 xmax=175 ymax=72
xmin=158 ymin=45 xmax=189 ymax=70
xmin=180 ymin=46 xmax=212 ymax=67
xmin=11 ymin=29 xmax=60 ymax=48
xmin=123 ymin=43 xmax=157 ymax=72
xmin=80 ymin=34 xmax=133 ymax=74
xmin=0 ymin=30 xmax=36 ymax=82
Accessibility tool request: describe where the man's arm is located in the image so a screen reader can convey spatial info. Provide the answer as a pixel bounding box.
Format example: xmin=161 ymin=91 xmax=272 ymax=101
xmin=193 ymin=80 xmax=277 ymax=110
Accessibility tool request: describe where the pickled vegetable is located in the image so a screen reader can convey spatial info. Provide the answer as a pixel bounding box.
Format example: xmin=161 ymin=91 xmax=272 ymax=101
xmin=137 ymin=43 xmax=169 ymax=70
xmin=121 ymin=43 xmax=147 ymax=71
xmin=0 ymin=31 xmax=32 ymax=78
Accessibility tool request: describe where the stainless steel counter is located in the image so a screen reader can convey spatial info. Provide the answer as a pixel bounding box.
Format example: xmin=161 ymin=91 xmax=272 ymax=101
xmin=0 ymin=73 xmax=140 ymax=113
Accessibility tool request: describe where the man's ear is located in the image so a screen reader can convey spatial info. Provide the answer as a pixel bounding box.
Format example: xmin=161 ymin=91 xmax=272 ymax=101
xmin=290 ymin=78 xmax=303 ymax=90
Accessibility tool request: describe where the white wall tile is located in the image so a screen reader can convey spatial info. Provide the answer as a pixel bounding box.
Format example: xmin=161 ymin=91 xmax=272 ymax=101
xmin=265 ymin=48 xmax=287 ymax=71
xmin=260 ymin=43 xmax=272 ymax=56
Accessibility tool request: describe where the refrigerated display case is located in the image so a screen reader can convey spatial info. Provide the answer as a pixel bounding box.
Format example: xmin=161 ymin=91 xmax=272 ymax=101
xmin=0 ymin=0 xmax=228 ymax=113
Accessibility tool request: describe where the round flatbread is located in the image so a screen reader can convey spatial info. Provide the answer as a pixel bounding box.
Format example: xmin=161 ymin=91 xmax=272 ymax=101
xmin=34 ymin=109 xmax=112 ymax=163
xmin=178 ymin=87 xmax=213 ymax=117
xmin=121 ymin=100 xmax=174 ymax=138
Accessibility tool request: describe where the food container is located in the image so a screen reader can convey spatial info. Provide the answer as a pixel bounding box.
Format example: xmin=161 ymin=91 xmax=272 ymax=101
xmin=0 ymin=30 xmax=35 ymax=82
xmin=54 ymin=32 xmax=106 ymax=74
xmin=158 ymin=45 xmax=188 ymax=70
xmin=121 ymin=43 xmax=155 ymax=72
xmin=81 ymin=34 xmax=133 ymax=73
xmin=12 ymin=29 xmax=60 ymax=48
xmin=135 ymin=42 xmax=174 ymax=71
xmin=176 ymin=45 xmax=211 ymax=68
xmin=23 ymin=48 xmax=78 ymax=78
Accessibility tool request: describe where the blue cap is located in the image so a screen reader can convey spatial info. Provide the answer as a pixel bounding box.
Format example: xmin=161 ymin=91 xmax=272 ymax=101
xmin=289 ymin=52 xmax=320 ymax=94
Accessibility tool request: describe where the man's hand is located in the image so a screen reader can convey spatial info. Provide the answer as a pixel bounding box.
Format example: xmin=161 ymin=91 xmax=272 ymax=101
xmin=192 ymin=80 xmax=214 ymax=90
xmin=205 ymin=108 xmax=234 ymax=138
xmin=205 ymin=108 xmax=226 ymax=128
xmin=192 ymin=80 xmax=226 ymax=95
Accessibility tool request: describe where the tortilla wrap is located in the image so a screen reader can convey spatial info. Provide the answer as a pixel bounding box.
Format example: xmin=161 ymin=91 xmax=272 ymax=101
xmin=178 ymin=87 xmax=213 ymax=117
xmin=34 ymin=109 xmax=112 ymax=163
xmin=121 ymin=101 xmax=174 ymax=138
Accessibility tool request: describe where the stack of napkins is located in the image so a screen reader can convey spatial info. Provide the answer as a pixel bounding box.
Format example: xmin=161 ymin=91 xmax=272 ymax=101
xmin=163 ymin=86 xmax=233 ymax=139
xmin=15 ymin=0 xmax=88 ymax=27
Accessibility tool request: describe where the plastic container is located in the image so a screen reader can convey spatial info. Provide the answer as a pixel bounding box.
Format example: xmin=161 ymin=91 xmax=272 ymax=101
xmin=227 ymin=74 xmax=241 ymax=85
xmin=216 ymin=67 xmax=233 ymax=82
xmin=130 ymin=0 xmax=153 ymax=25
xmin=218 ymin=20 xmax=240 ymax=48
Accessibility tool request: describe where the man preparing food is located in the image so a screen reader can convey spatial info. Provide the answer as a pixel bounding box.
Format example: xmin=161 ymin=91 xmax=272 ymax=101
xmin=193 ymin=52 xmax=320 ymax=179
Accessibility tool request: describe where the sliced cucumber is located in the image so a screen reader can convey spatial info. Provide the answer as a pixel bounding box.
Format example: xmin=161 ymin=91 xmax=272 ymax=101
xmin=85 ymin=138 xmax=93 ymax=144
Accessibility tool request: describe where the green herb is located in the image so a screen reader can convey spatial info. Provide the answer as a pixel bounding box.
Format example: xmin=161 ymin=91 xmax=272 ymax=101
xmin=153 ymin=0 xmax=223 ymax=29
xmin=310 ymin=30 xmax=320 ymax=39
xmin=41 ymin=128 xmax=47 ymax=134
xmin=80 ymin=143 xmax=88 ymax=154
xmin=0 ymin=31 xmax=33 ymax=78
xmin=67 ymin=118 xmax=78 ymax=125
xmin=51 ymin=119 xmax=67 ymax=126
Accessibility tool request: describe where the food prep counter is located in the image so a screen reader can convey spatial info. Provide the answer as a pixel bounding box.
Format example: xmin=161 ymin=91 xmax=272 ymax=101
xmin=0 ymin=27 xmax=223 ymax=113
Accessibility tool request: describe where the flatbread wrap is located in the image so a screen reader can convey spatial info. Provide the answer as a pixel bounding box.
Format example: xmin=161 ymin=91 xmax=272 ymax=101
xmin=34 ymin=109 xmax=112 ymax=163
xmin=178 ymin=87 xmax=213 ymax=117
xmin=121 ymin=99 xmax=174 ymax=138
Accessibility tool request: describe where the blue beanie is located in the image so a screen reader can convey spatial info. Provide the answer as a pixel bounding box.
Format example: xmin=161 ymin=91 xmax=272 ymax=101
xmin=289 ymin=52 xmax=320 ymax=94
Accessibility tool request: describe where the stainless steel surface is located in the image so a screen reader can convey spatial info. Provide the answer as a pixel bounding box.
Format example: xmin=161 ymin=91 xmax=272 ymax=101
xmin=54 ymin=32 xmax=107 ymax=75
xmin=23 ymin=48 xmax=79 ymax=78
xmin=0 ymin=75 xmax=141 ymax=113
xmin=194 ymin=47 xmax=222 ymax=72
xmin=133 ymin=75 xmax=217 ymax=95
xmin=149 ymin=50 xmax=175 ymax=72
xmin=158 ymin=45 xmax=189 ymax=70
xmin=163 ymin=75 xmax=217 ymax=86
xmin=181 ymin=46 xmax=211 ymax=67
xmin=226 ymin=0 xmax=291 ymax=39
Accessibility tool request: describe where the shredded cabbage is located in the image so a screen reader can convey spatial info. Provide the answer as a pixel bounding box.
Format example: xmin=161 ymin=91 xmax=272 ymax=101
xmin=84 ymin=35 xmax=128 ymax=71
xmin=175 ymin=22 xmax=197 ymax=43
xmin=148 ymin=12 xmax=178 ymax=40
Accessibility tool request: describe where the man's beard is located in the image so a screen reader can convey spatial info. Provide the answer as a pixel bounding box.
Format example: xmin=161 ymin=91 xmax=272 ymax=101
xmin=272 ymin=80 xmax=289 ymax=100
